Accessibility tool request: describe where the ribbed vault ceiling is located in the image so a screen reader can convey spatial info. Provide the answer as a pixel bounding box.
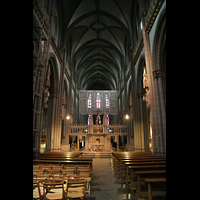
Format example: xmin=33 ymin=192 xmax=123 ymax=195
xmin=61 ymin=0 xmax=136 ymax=90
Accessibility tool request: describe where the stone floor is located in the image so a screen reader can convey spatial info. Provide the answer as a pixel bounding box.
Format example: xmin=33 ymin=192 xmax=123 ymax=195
xmin=85 ymin=158 xmax=136 ymax=200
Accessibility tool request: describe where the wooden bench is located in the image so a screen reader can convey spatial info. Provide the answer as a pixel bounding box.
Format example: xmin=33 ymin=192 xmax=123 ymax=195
xmin=33 ymin=160 xmax=93 ymax=170
xmin=119 ymin=159 xmax=166 ymax=177
xmin=143 ymin=178 xmax=166 ymax=200
xmin=127 ymin=165 xmax=166 ymax=184
xmin=124 ymin=161 xmax=166 ymax=180
xmin=112 ymin=152 xmax=165 ymax=170
xmin=121 ymin=160 xmax=165 ymax=178
xmin=38 ymin=152 xmax=83 ymax=160
xmin=112 ymin=152 xmax=166 ymax=199
xmin=135 ymin=170 xmax=166 ymax=198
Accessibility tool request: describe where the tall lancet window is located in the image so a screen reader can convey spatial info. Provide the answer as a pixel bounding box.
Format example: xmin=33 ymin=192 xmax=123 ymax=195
xmin=106 ymin=95 xmax=109 ymax=108
xmin=96 ymin=92 xmax=101 ymax=109
xmin=88 ymin=93 xmax=91 ymax=108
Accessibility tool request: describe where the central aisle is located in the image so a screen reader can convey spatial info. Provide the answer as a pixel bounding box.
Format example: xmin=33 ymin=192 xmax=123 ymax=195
xmin=85 ymin=158 xmax=136 ymax=200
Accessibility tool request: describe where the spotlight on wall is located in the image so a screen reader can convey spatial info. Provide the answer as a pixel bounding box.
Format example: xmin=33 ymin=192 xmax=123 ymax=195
xmin=125 ymin=114 xmax=129 ymax=119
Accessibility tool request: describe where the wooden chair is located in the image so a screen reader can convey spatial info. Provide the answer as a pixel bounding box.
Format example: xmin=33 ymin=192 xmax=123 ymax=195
xmin=33 ymin=165 xmax=40 ymax=170
xmin=40 ymin=165 xmax=53 ymax=170
xmin=67 ymin=176 xmax=85 ymax=181
xmin=43 ymin=179 xmax=65 ymax=200
xmin=52 ymin=166 xmax=64 ymax=170
xmin=34 ymin=174 xmax=50 ymax=179
xmin=33 ymin=169 xmax=45 ymax=174
xmin=62 ymin=168 xmax=76 ymax=176
xmin=66 ymin=179 xmax=85 ymax=200
xmin=46 ymin=170 xmax=63 ymax=177
xmin=67 ymin=175 xmax=91 ymax=195
xmin=33 ymin=179 xmax=46 ymax=200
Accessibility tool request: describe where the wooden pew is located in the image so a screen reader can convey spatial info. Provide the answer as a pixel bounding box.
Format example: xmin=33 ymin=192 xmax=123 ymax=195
xmin=38 ymin=152 xmax=83 ymax=160
xmin=112 ymin=152 xmax=166 ymax=200
xmin=143 ymin=178 xmax=166 ymax=200
xmin=123 ymin=161 xmax=166 ymax=180
xmin=112 ymin=152 xmax=166 ymax=183
xmin=113 ymin=152 xmax=166 ymax=181
xmin=112 ymin=152 xmax=165 ymax=170
xmin=127 ymin=165 xmax=166 ymax=185
xmin=135 ymin=170 xmax=166 ymax=198
xmin=119 ymin=158 xmax=166 ymax=177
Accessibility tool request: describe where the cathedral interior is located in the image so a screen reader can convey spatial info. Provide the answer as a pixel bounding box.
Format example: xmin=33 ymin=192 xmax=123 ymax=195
xmin=33 ymin=0 xmax=166 ymax=156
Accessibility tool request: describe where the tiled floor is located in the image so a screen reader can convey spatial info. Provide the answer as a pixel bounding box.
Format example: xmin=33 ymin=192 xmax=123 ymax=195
xmin=85 ymin=158 xmax=136 ymax=200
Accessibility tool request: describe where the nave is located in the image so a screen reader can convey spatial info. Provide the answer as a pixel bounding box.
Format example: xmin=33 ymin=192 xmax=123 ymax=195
xmin=33 ymin=151 xmax=166 ymax=200
xmin=85 ymin=158 xmax=135 ymax=200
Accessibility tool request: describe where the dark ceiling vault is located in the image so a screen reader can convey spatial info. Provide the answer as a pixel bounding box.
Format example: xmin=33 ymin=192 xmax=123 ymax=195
xmin=47 ymin=0 xmax=147 ymax=90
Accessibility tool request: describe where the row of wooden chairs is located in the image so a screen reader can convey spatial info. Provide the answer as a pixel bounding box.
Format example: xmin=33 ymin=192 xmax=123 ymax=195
xmin=33 ymin=176 xmax=86 ymax=200
xmin=33 ymin=165 xmax=91 ymax=170
xmin=33 ymin=167 xmax=91 ymax=177
xmin=33 ymin=160 xmax=93 ymax=171
xmin=33 ymin=166 xmax=92 ymax=198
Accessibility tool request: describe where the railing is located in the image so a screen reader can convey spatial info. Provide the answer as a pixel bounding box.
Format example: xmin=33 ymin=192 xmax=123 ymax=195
xmin=108 ymin=124 xmax=128 ymax=134
xmin=69 ymin=124 xmax=87 ymax=134
xmin=68 ymin=124 xmax=128 ymax=135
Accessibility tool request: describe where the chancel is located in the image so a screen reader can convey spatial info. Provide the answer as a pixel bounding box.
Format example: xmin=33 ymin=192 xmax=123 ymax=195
xmin=33 ymin=0 xmax=166 ymax=199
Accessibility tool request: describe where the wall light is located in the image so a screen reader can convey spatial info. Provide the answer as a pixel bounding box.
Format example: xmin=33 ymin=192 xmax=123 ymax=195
xmin=125 ymin=114 xmax=129 ymax=119
xmin=66 ymin=115 xmax=70 ymax=120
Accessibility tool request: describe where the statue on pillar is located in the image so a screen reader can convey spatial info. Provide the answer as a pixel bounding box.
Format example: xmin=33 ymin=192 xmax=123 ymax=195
xmin=96 ymin=113 xmax=101 ymax=125
xmin=88 ymin=110 xmax=93 ymax=125
xmin=103 ymin=111 xmax=108 ymax=133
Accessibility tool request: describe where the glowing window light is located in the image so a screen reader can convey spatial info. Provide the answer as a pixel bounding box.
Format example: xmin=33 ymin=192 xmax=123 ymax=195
xmin=88 ymin=94 xmax=91 ymax=108
xmin=106 ymin=95 xmax=109 ymax=108
xmin=96 ymin=92 xmax=101 ymax=109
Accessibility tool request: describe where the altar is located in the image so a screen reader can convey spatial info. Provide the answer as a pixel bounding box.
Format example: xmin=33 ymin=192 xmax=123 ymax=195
xmin=66 ymin=113 xmax=128 ymax=152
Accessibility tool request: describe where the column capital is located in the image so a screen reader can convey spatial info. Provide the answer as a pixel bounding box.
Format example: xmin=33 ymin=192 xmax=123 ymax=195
xmin=50 ymin=93 xmax=59 ymax=98
xmin=153 ymin=70 xmax=166 ymax=79
xmin=139 ymin=10 xmax=147 ymax=17
xmin=48 ymin=8 xmax=55 ymax=16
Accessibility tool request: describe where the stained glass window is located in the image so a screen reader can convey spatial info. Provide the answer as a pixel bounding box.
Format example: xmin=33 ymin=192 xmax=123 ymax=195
xmin=96 ymin=92 xmax=101 ymax=109
xmin=88 ymin=94 xmax=91 ymax=108
xmin=106 ymin=95 xmax=109 ymax=108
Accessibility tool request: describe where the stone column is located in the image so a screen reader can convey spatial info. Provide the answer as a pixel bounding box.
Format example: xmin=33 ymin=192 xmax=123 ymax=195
xmin=116 ymin=135 xmax=119 ymax=150
xmin=152 ymin=71 xmax=166 ymax=154
xmin=121 ymin=135 xmax=124 ymax=147
xmin=77 ymin=135 xmax=80 ymax=150
xmin=123 ymin=67 xmax=127 ymax=115
xmin=85 ymin=135 xmax=89 ymax=151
